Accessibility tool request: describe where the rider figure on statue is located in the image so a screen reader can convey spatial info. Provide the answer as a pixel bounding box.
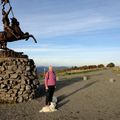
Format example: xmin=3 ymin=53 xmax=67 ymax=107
xmin=0 ymin=0 xmax=37 ymax=49
xmin=2 ymin=7 xmax=20 ymax=39
xmin=1 ymin=0 xmax=9 ymax=9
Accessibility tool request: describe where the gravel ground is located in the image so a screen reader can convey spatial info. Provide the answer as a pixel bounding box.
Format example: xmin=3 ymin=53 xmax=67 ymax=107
xmin=0 ymin=69 xmax=120 ymax=120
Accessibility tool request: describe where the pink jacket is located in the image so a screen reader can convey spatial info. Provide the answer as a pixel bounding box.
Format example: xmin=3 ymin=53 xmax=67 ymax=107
xmin=45 ymin=70 xmax=56 ymax=88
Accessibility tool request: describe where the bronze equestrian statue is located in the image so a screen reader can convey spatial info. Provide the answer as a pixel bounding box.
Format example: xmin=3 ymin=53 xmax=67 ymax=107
xmin=0 ymin=0 xmax=37 ymax=49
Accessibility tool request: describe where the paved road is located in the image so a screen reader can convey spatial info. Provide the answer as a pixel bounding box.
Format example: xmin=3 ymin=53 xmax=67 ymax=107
xmin=0 ymin=69 xmax=120 ymax=120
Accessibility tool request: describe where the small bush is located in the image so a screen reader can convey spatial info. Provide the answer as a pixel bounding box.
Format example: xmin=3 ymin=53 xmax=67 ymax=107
xmin=107 ymin=63 xmax=115 ymax=68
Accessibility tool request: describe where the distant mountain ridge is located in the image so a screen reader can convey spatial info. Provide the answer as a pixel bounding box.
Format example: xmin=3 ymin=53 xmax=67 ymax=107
xmin=37 ymin=66 xmax=68 ymax=73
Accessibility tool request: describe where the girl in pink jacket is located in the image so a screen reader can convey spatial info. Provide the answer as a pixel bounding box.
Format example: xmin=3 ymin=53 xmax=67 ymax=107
xmin=45 ymin=66 xmax=56 ymax=105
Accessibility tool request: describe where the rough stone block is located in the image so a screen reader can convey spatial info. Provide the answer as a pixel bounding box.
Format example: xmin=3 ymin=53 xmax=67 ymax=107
xmin=10 ymin=74 xmax=18 ymax=79
xmin=1 ymin=84 xmax=7 ymax=89
xmin=83 ymin=76 xmax=88 ymax=81
xmin=17 ymin=96 xmax=23 ymax=103
xmin=0 ymin=57 xmax=40 ymax=103
xmin=109 ymin=78 xmax=116 ymax=83
xmin=0 ymin=76 xmax=3 ymax=80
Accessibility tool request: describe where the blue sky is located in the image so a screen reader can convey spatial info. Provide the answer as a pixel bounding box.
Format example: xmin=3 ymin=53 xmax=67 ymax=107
xmin=0 ymin=0 xmax=120 ymax=66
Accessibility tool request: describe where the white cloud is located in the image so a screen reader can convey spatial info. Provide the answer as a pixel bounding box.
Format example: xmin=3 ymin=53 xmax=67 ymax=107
xmin=1 ymin=2 xmax=120 ymax=38
xmin=1 ymin=1 xmax=120 ymax=66
xmin=18 ymin=11 xmax=120 ymax=38
xmin=13 ymin=45 xmax=120 ymax=66
xmin=32 ymin=55 xmax=120 ymax=67
xmin=14 ymin=44 xmax=120 ymax=53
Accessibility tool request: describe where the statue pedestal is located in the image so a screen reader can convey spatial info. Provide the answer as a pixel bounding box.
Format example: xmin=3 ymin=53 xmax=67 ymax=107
xmin=0 ymin=53 xmax=40 ymax=103
xmin=0 ymin=48 xmax=28 ymax=58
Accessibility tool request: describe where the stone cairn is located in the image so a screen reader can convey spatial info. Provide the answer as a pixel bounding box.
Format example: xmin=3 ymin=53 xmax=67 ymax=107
xmin=0 ymin=57 xmax=40 ymax=103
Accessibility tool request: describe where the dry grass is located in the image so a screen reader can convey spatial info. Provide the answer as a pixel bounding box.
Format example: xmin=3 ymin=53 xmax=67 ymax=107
xmin=39 ymin=68 xmax=105 ymax=82
xmin=57 ymin=68 xmax=104 ymax=76
xmin=112 ymin=67 xmax=120 ymax=73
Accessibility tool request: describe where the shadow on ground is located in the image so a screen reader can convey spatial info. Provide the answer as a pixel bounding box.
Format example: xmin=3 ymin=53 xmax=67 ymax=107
xmin=36 ymin=70 xmax=102 ymax=98
xmin=57 ymin=81 xmax=98 ymax=108
xmin=36 ymin=76 xmax=98 ymax=109
xmin=36 ymin=76 xmax=83 ymax=97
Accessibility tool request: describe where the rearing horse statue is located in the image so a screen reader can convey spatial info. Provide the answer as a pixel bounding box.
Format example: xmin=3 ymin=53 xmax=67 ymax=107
xmin=0 ymin=17 xmax=37 ymax=48
xmin=0 ymin=29 xmax=37 ymax=49
xmin=0 ymin=0 xmax=37 ymax=49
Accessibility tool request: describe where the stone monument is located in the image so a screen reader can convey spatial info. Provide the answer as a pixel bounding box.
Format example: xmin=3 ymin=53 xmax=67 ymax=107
xmin=0 ymin=0 xmax=40 ymax=103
